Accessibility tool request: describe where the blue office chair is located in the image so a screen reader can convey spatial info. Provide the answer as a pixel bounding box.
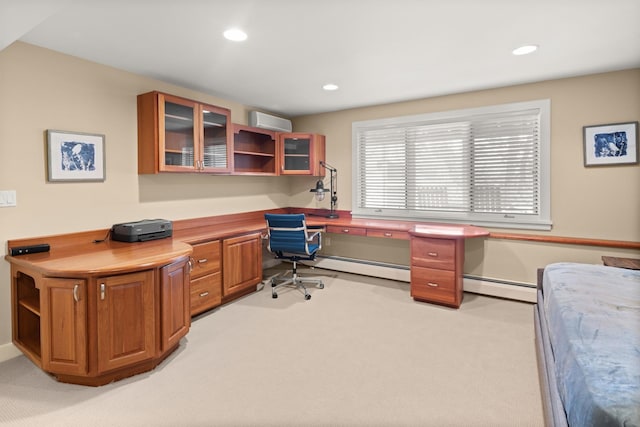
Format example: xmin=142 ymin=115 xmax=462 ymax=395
xmin=264 ymin=213 xmax=324 ymax=300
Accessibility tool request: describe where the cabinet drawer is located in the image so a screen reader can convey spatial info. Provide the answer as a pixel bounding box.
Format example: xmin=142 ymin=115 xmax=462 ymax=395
xmin=190 ymin=272 xmax=222 ymax=315
xmin=190 ymin=240 xmax=221 ymax=278
xmin=410 ymin=266 xmax=457 ymax=304
xmin=326 ymin=225 xmax=367 ymax=236
xmin=366 ymin=229 xmax=410 ymax=240
xmin=410 ymin=237 xmax=456 ymax=270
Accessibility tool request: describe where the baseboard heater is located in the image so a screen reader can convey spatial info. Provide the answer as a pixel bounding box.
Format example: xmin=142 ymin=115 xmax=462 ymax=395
xmin=304 ymin=255 xmax=537 ymax=303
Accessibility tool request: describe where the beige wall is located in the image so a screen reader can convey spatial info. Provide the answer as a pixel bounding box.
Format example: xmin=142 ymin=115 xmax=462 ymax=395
xmin=0 ymin=42 xmax=292 ymax=348
xmin=292 ymin=69 xmax=640 ymax=281
xmin=1 ymin=41 xmax=639 ymax=351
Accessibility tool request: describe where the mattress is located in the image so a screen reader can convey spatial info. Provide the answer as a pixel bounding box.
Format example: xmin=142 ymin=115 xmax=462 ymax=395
xmin=542 ymin=262 xmax=640 ymax=426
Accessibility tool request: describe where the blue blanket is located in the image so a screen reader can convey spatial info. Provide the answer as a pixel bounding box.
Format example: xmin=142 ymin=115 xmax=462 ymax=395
xmin=543 ymin=262 xmax=640 ymax=427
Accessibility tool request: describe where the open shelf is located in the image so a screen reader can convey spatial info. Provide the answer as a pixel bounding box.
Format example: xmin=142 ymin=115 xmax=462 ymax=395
xmin=233 ymin=125 xmax=277 ymax=175
xmin=15 ymin=272 xmax=42 ymax=359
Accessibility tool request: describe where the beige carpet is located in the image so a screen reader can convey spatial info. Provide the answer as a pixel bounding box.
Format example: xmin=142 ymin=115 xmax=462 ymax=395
xmin=0 ymin=267 xmax=544 ymax=426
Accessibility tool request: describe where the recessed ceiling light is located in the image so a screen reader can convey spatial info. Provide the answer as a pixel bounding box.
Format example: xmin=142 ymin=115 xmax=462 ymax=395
xmin=223 ymin=28 xmax=247 ymax=42
xmin=512 ymin=45 xmax=538 ymax=56
xmin=322 ymin=83 xmax=339 ymax=91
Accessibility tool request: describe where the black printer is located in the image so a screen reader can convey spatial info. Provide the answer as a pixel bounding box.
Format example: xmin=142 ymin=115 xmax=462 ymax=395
xmin=110 ymin=219 xmax=173 ymax=242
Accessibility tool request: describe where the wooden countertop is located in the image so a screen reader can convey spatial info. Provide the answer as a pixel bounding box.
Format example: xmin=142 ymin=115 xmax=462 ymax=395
xmin=6 ymin=238 xmax=193 ymax=278
xmin=5 ymin=209 xmax=490 ymax=277
xmin=410 ymin=223 xmax=490 ymax=239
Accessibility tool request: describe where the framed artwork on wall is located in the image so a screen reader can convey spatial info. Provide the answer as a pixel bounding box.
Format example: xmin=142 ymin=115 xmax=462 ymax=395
xmin=46 ymin=130 xmax=106 ymax=182
xmin=583 ymin=121 xmax=638 ymax=167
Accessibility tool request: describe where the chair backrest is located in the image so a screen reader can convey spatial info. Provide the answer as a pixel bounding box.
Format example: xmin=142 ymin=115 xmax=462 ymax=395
xmin=264 ymin=214 xmax=314 ymax=255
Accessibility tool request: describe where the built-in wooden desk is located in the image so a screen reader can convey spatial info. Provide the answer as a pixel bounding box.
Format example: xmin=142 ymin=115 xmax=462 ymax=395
xmin=5 ymin=208 xmax=488 ymax=385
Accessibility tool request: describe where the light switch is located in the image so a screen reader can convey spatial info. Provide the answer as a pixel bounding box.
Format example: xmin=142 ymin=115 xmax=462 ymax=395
xmin=0 ymin=190 xmax=17 ymax=207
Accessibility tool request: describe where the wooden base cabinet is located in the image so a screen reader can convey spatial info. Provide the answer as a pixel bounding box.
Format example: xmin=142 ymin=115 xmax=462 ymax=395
xmin=409 ymin=225 xmax=488 ymax=308
xmin=10 ymin=258 xmax=191 ymax=386
xmin=410 ymin=236 xmax=464 ymax=308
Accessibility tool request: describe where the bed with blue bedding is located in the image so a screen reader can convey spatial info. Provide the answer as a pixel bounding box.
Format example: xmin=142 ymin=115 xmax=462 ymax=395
xmin=534 ymin=262 xmax=640 ymax=427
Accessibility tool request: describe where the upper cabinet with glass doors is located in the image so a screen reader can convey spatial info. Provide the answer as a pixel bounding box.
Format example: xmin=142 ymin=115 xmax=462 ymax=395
xmin=137 ymin=91 xmax=233 ymax=174
xmin=277 ymin=133 xmax=326 ymax=176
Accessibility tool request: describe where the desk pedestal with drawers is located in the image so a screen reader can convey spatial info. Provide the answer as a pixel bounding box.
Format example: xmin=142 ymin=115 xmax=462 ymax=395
xmin=409 ymin=224 xmax=489 ymax=308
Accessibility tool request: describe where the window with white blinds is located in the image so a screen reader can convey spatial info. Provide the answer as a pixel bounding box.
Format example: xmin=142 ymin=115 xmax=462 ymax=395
xmin=352 ymin=100 xmax=551 ymax=230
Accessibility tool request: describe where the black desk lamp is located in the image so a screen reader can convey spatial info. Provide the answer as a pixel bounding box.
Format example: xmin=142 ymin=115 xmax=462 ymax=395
xmin=310 ymin=161 xmax=338 ymax=218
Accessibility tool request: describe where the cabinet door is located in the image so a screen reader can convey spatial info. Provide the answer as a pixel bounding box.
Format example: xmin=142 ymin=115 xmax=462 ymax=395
xmin=200 ymin=103 xmax=233 ymax=173
xmin=40 ymin=278 xmax=87 ymax=376
xmin=159 ymin=93 xmax=199 ymax=172
xmin=222 ymin=233 xmax=262 ymax=296
xmin=160 ymin=260 xmax=190 ymax=352
xmin=96 ymin=271 xmax=155 ymax=373
xmin=278 ymin=133 xmax=325 ymax=175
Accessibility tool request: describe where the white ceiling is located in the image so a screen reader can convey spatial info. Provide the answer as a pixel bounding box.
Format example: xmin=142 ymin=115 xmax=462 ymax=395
xmin=3 ymin=0 xmax=640 ymax=117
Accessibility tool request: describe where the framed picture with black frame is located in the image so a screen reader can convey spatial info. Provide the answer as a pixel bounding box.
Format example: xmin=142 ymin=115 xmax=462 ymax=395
xmin=46 ymin=129 xmax=106 ymax=182
xmin=583 ymin=121 xmax=638 ymax=167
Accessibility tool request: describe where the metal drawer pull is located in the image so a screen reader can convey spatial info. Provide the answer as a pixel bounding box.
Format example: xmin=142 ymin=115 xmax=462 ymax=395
xmin=197 ymin=258 xmax=208 ymax=263
xmin=199 ymin=291 xmax=209 ymax=297
xmin=73 ymin=284 xmax=79 ymax=302
xmin=428 ymin=252 xmax=438 ymax=257
xmin=427 ymin=282 xmax=439 ymax=287
xmin=384 ymin=232 xmax=392 ymax=237
xmin=342 ymin=229 xmax=350 ymax=233
xmin=100 ymin=283 xmax=106 ymax=300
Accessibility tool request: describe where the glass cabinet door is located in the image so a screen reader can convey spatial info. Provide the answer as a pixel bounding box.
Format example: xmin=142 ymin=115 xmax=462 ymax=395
xmin=282 ymin=136 xmax=311 ymax=172
xmin=161 ymin=97 xmax=196 ymax=170
xmin=201 ymin=107 xmax=230 ymax=171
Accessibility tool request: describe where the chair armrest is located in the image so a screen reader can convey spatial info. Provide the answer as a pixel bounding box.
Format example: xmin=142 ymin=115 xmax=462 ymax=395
xmin=307 ymin=230 xmax=322 ymax=252
xmin=307 ymin=231 xmax=322 ymax=241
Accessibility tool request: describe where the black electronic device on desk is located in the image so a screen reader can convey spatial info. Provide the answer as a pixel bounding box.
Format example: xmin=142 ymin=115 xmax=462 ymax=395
xmin=111 ymin=219 xmax=172 ymax=242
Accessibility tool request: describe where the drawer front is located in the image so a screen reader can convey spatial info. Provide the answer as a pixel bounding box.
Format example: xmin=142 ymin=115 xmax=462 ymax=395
xmin=190 ymin=240 xmax=221 ymax=278
xmin=326 ymin=225 xmax=367 ymax=236
xmin=190 ymin=272 xmax=222 ymax=315
xmin=410 ymin=266 xmax=458 ymax=305
xmin=410 ymin=237 xmax=456 ymax=270
xmin=366 ymin=229 xmax=410 ymax=240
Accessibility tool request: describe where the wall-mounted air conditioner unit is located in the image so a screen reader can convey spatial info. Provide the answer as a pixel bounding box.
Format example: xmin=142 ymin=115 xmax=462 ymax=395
xmin=249 ymin=111 xmax=292 ymax=132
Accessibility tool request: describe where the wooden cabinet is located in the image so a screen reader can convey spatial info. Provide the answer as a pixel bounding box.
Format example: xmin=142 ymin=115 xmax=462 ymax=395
xmin=189 ymin=240 xmax=222 ymax=316
xmin=233 ymin=125 xmax=278 ymax=175
xmin=222 ymin=233 xmax=262 ymax=297
xmin=137 ymin=91 xmax=233 ymax=174
xmin=9 ymin=253 xmax=192 ymax=386
xmin=410 ymin=237 xmax=463 ymax=308
xmin=277 ymin=133 xmax=326 ymax=176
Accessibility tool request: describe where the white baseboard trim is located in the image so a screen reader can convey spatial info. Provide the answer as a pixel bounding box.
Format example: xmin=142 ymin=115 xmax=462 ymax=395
xmin=0 ymin=342 xmax=22 ymax=363
xmin=311 ymin=257 xmax=411 ymax=282
xmin=463 ymin=277 xmax=537 ymax=303
xmin=308 ymin=256 xmax=536 ymax=303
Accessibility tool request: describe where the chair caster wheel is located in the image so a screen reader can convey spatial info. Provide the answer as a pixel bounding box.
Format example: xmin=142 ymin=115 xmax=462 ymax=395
xmin=318 ymin=283 xmax=324 ymax=289
xmin=305 ymin=294 xmax=311 ymax=300
xmin=272 ymin=293 xmax=278 ymax=299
